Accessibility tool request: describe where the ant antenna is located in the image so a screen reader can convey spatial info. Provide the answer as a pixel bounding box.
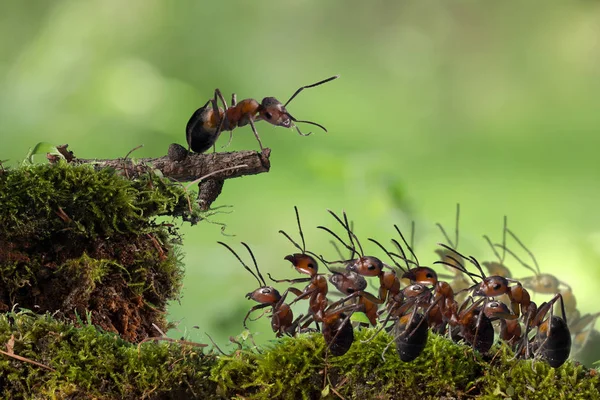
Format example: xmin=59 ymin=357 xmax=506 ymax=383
xmin=393 ymin=225 xmax=420 ymax=266
xmin=436 ymin=243 xmax=485 ymax=281
xmin=506 ymin=228 xmax=541 ymax=276
xmin=284 ymin=75 xmax=339 ymax=108
xmin=283 ymin=75 xmax=339 ymax=135
xmin=241 ymin=242 xmax=266 ymax=286
xmin=279 ymin=207 xmax=328 ymax=265
xmin=436 ymin=203 xmax=460 ymax=249
xmin=367 ymin=238 xmax=408 ymax=273
xmin=410 ymin=221 xmax=416 ymax=259
xmin=494 ymin=243 xmax=538 ymax=277
xmin=279 ymin=206 xmax=308 ymax=253
xmin=483 ymin=235 xmax=502 ymax=262
xmin=482 ymin=216 xmax=509 ymax=263
xmin=501 ymin=216 xmax=507 ymax=262
xmin=342 ymin=211 xmax=365 ymax=257
xmin=218 ymin=242 xmax=265 ymax=287
xmin=390 ymin=238 xmax=413 ymax=271
xmin=318 ymin=225 xmax=356 ymax=259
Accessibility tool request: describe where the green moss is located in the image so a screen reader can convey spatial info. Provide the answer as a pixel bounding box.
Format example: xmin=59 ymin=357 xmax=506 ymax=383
xmin=0 ymin=162 xmax=201 ymax=242
xmin=0 ymin=163 xmax=201 ymax=341
xmin=210 ymin=329 xmax=600 ymax=400
xmin=0 ymin=311 xmax=216 ymax=399
xmin=1 ymin=313 xmax=598 ymax=399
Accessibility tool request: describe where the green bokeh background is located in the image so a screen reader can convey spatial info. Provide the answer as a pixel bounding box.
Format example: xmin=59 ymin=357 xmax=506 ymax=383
xmin=2 ymin=1 xmax=600 ymax=351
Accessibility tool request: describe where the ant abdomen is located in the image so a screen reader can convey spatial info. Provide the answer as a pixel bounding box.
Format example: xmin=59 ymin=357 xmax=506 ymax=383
xmin=323 ymin=314 xmax=354 ymax=357
xmin=535 ymin=316 xmax=571 ymax=368
xmin=186 ymin=101 xmax=222 ymax=153
xmin=395 ymin=312 xmax=428 ymax=362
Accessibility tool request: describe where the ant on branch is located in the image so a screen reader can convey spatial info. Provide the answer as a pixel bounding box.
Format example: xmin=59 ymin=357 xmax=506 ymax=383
xmin=186 ymin=75 xmax=339 ymax=153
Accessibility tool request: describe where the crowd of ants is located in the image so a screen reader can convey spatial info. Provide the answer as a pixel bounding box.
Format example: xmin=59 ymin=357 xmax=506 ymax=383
xmin=220 ymin=206 xmax=599 ymax=368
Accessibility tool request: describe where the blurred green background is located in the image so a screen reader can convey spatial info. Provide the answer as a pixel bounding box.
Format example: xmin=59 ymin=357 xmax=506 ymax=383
xmin=2 ymin=1 xmax=600 ymax=353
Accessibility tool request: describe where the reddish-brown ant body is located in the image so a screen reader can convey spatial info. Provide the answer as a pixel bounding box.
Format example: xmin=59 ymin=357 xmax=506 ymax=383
xmin=186 ymin=75 xmax=339 ymax=153
xmin=219 ymin=241 xmax=297 ymax=337
xmin=318 ymin=210 xmax=400 ymax=305
xmin=271 ymin=207 xmax=329 ymax=324
xmin=327 ymin=268 xmax=381 ymax=326
xmin=521 ymin=293 xmax=571 ymax=367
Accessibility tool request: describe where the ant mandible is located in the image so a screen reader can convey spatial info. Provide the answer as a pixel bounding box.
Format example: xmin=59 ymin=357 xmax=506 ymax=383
xmin=186 ymin=75 xmax=339 ymax=153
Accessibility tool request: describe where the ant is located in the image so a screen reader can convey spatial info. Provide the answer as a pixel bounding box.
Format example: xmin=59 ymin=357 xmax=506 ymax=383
xmin=270 ymin=207 xmax=329 ymax=325
xmin=186 ymin=75 xmax=339 ymax=153
xmin=327 ymin=268 xmax=381 ymax=327
xmin=317 ymin=210 xmax=399 ymax=305
xmin=449 ymin=296 xmax=495 ymax=354
xmin=520 ymin=293 xmax=571 ymax=368
xmin=218 ymin=241 xmax=297 ymax=337
xmin=495 ymin=228 xmax=579 ymax=324
xmin=435 ymin=204 xmax=476 ymax=301
xmin=439 ymin=243 xmax=535 ymax=320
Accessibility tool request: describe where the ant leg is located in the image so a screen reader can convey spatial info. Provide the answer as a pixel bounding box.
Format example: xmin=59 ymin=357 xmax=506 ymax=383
xmin=215 ymin=88 xmax=228 ymax=109
xmin=243 ymin=303 xmax=271 ymax=329
xmin=267 ymin=274 xmax=311 ymax=285
xmin=248 ymin=119 xmax=265 ymax=152
xmin=231 ymin=93 xmax=237 ymax=107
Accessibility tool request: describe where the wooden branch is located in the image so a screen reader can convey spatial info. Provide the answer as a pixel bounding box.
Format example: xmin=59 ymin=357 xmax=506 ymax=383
xmin=49 ymin=144 xmax=271 ymax=210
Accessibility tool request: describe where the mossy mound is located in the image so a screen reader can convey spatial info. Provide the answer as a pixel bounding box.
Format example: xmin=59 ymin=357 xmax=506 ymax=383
xmin=212 ymin=329 xmax=600 ymax=399
xmin=0 ymin=163 xmax=201 ymax=341
xmin=0 ymin=311 xmax=216 ymax=399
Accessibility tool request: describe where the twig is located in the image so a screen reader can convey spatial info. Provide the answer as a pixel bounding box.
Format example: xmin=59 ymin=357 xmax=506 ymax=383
xmin=0 ymin=349 xmax=56 ymax=372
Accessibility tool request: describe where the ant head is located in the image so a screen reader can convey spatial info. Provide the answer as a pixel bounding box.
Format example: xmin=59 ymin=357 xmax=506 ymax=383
xmin=403 ymin=283 xmax=428 ymax=298
xmin=329 ymin=270 xmax=367 ymax=294
xmin=475 ymin=276 xmax=509 ymax=297
xmin=284 ymin=253 xmax=319 ymax=276
xmin=258 ymin=97 xmax=292 ymax=128
xmin=246 ymin=286 xmax=281 ymax=304
xmin=259 ymin=75 xmax=339 ymax=135
xmin=345 ymin=256 xmax=383 ymax=277
xmin=483 ymin=300 xmax=516 ymax=320
xmin=402 ymin=266 xmax=438 ymax=285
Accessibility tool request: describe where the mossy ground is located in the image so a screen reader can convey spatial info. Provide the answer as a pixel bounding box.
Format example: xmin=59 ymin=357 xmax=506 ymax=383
xmin=1 ymin=312 xmax=596 ymax=399
xmin=212 ymin=328 xmax=600 ymax=400
xmin=0 ymin=311 xmax=216 ymax=399
xmin=0 ymin=162 xmax=201 ymax=341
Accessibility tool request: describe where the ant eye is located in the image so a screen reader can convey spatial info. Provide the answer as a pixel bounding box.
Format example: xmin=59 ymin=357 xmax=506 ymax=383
xmin=308 ymin=263 xmax=315 ymax=269
xmin=426 ymin=273 xmax=433 ymax=279
xmin=368 ymin=264 xmax=376 ymax=270
xmin=265 ymin=112 xmax=273 ymax=119
xmin=347 ymin=288 xmax=355 ymax=293
xmin=493 ymin=283 xmax=501 ymax=290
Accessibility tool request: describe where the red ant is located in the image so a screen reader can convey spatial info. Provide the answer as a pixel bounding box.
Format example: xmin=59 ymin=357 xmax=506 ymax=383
xmin=327 ymin=268 xmax=381 ymax=327
xmin=439 ymin=243 xmax=535 ymax=320
xmin=218 ymin=241 xmax=297 ymax=337
xmin=521 ymin=293 xmax=571 ymax=367
xmin=269 ymin=207 xmax=329 ymax=326
xmin=317 ymin=210 xmax=399 ymax=305
xmin=186 ymin=75 xmax=339 ymax=153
